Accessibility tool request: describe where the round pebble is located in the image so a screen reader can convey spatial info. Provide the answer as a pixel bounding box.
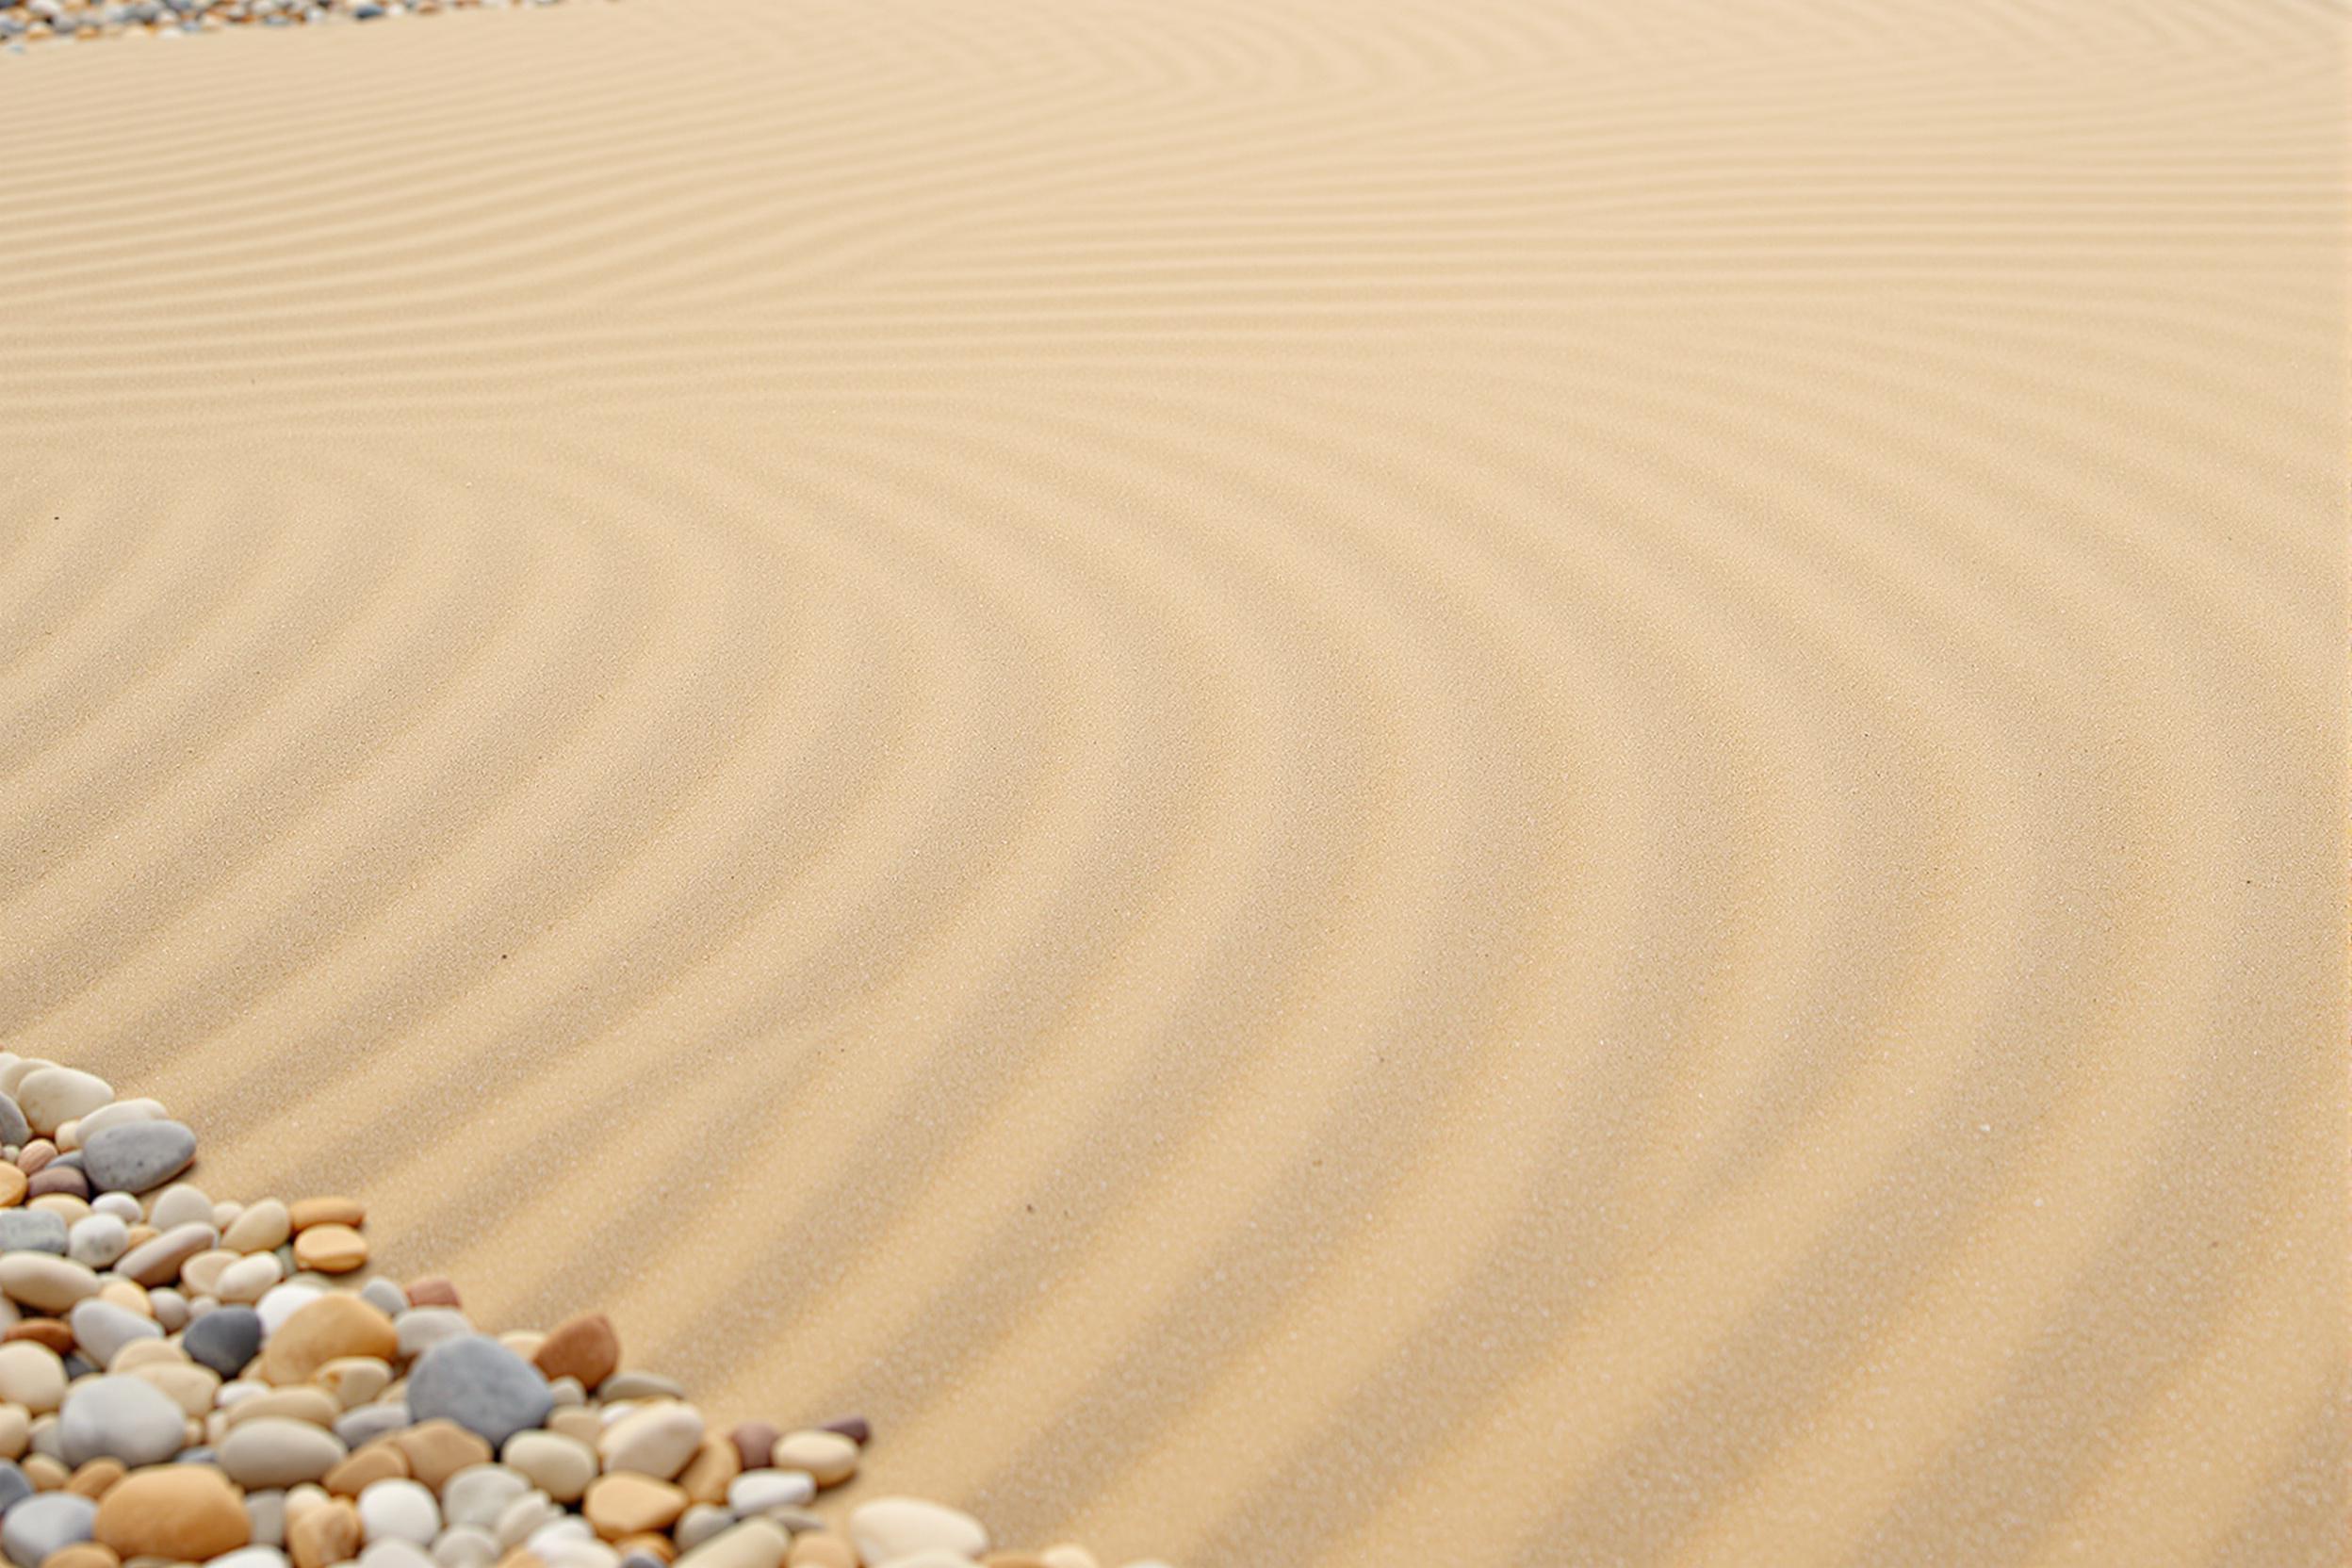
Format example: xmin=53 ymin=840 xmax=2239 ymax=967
xmin=185 ymin=1304 xmax=266 ymax=1379
xmin=597 ymin=1403 xmax=704 ymax=1481
xmin=407 ymin=1337 xmax=551 ymax=1449
xmin=356 ymin=1478 xmax=440 ymax=1545
xmin=531 ymin=1314 xmax=619 ymax=1391
xmin=15 ymin=1071 xmax=112 ymax=1138
xmin=92 ymin=1463 xmax=251 ymax=1560
xmin=0 ymin=1343 xmax=68 ymax=1413
xmin=65 ymin=1216 xmax=128 ymax=1271
xmin=726 ymin=1471 xmax=815 ymax=1516
xmin=148 ymin=1184 xmax=214 ymax=1232
xmin=292 ymin=1224 xmax=368 ymax=1275
xmin=768 ymin=1431 xmax=857 ymax=1488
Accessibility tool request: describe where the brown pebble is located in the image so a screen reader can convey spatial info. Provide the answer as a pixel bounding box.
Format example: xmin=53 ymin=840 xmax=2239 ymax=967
xmin=583 ymin=1474 xmax=687 ymax=1541
xmin=727 ymin=1422 xmax=777 ymax=1472
xmin=676 ymin=1435 xmax=739 ymax=1506
xmin=323 ymin=1443 xmax=409 ymax=1496
xmin=785 ymin=1533 xmax=856 ymax=1568
xmin=287 ymin=1198 xmax=363 ymax=1232
xmin=288 ymin=1498 xmax=360 ymax=1568
xmin=817 ymin=1415 xmax=869 ymax=1446
xmin=291 ymin=1225 xmax=367 ymax=1275
xmin=7 ymin=1322 xmax=74 ymax=1355
xmin=28 ymin=1168 xmax=86 ymax=1200
xmin=65 ymin=1458 xmax=124 ymax=1499
xmin=0 ymin=1168 xmax=25 ymax=1209
xmin=531 ymin=1313 xmax=619 ymax=1391
xmin=260 ymin=1297 xmax=397 ymax=1386
xmin=405 ymin=1277 xmax=459 ymax=1309
xmin=22 ymin=1454 xmax=70 ymax=1491
xmin=93 ymin=1465 xmax=249 ymax=1560
xmin=41 ymin=1544 xmax=120 ymax=1568
xmin=393 ymin=1419 xmax=492 ymax=1490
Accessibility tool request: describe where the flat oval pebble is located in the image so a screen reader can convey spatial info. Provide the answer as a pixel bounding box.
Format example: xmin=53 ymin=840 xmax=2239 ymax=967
xmin=185 ymin=1304 xmax=265 ymax=1379
xmin=223 ymin=1200 xmax=292 ymax=1254
xmin=58 ymin=1375 xmax=184 ymax=1467
xmin=15 ymin=1071 xmax=111 ymax=1137
xmin=395 ymin=1307 xmax=472 ymax=1361
xmin=0 ymin=1210 xmax=71 ymax=1256
xmin=0 ymin=1343 xmax=68 ymax=1413
xmin=596 ymin=1403 xmax=704 ymax=1481
xmin=220 ymin=1550 xmax=292 ymax=1568
xmin=288 ymin=1198 xmax=363 ymax=1232
xmin=221 ymin=1251 xmax=286 ymax=1303
xmin=357 ymin=1477 xmax=440 ymax=1545
xmin=116 ymin=1221 xmax=216 ymax=1287
xmin=261 ymin=1296 xmax=397 ymax=1386
xmin=220 ymin=1416 xmax=349 ymax=1489
xmin=503 ymin=1430 xmax=596 ymax=1503
xmin=848 ymin=1498 xmax=988 ymax=1567
xmin=726 ymin=1471 xmax=814 ymax=1515
xmin=92 ymin=1462 xmax=251 ymax=1560
xmin=79 ymin=1122 xmax=196 ymax=1197
xmin=293 ymin=1224 xmax=368 ymax=1275
xmin=67 ymin=1300 xmax=160 ymax=1370
xmin=768 ymin=1431 xmax=857 ymax=1488
xmin=0 ymin=1168 xmax=25 ymax=1211
xmin=148 ymin=1184 xmax=213 ymax=1232
xmin=390 ymin=1419 xmax=491 ymax=1490
xmin=431 ymin=1525 xmax=498 ymax=1568
xmin=73 ymin=1101 xmax=166 ymax=1142
xmin=407 ymin=1338 xmax=552 ymax=1449
xmin=674 ymin=1518 xmax=789 ymax=1568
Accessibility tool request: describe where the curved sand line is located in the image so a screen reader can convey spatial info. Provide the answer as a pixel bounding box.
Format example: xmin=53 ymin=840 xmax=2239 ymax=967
xmin=0 ymin=1 xmax=2344 ymax=1564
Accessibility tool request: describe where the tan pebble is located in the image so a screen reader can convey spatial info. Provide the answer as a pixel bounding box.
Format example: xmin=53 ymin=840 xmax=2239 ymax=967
xmin=122 ymin=1226 xmax=156 ymax=1250
xmin=849 ymin=1498 xmax=989 ymax=1565
xmin=16 ymin=1143 xmax=54 ymax=1176
xmin=65 ymin=1458 xmax=125 ymax=1499
xmin=0 ymin=1402 xmax=29 ymax=1459
xmin=225 ymin=1387 xmax=340 ymax=1429
xmin=530 ymin=1314 xmax=618 ymax=1392
xmin=888 ymin=1553 xmax=988 ymax=1568
xmin=783 ymin=1533 xmax=856 ymax=1568
xmin=492 ymin=1554 xmax=547 ymax=1568
xmin=23 ymin=1453 xmax=70 ymax=1490
xmin=0 ymin=1342 xmax=68 ymax=1412
xmin=112 ymin=1341 xmax=185 ymax=1373
xmin=179 ymin=1250 xmax=238 ymax=1298
xmin=404 ymin=1278 xmax=459 ymax=1309
xmin=583 ymin=1474 xmax=687 ymax=1540
xmin=675 ymin=1435 xmax=739 ymax=1506
xmin=597 ymin=1402 xmax=705 ymax=1480
xmin=128 ymin=1361 xmax=217 ymax=1418
xmin=393 ymin=1419 xmax=492 ymax=1491
xmin=41 ymin=1544 xmax=120 ymax=1568
xmin=768 ymin=1432 xmax=857 ymax=1490
xmin=288 ymin=1498 xmax=360 ymax=1568
xmin=29 ymin=1197 xmax=90 ymax=1227
xmin=546 ymin=1408 xmax=603 ymax=1446
xmin=501 ymin=1430 xmax=596 ymax=1504
xmin=1037 ymin=1550 xmax=1100 ymax=1568
xmin=261 ymin=1297 xmax=397 ymax=1387
xmin=287 ymin=1199 xmax=363 ymax=1232
xmin=211 ymin=1200 xmax=244 ymax=1231
xmin=7 ymin=1321 xmax=74 ymax=1355
xmin=0 ymin=1256 xmax=102 ymax=1315
xmin=675 ymin=1518 xmax=789 ymax=1568
xmin=117 ymin=1223 xmax=216 ymax=1289
xmin=220 ymin=1253 xmax=285 ymax=1304
xmin=316 ymin=1357 xmax=392 ymax=1412
xmin=323 ymin=1442 xmax=409 ymax=1497
xmin=222 ymin=1200 xmax=291 ymax=1255
xmin=291 ymin=1227 xmax=367 ymax=1276
xmin=0 ymin=1167 xmax=25 ymax=1209
xmin=283 ymin=1483 xmax=333 ymax=1527
xmin=94 ymin=1281 xmax=149 ymax=1317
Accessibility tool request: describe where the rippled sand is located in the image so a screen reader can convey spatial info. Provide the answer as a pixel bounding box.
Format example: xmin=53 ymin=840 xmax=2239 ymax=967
xmin=1 ymin=2 xmax=2344 ymax=1563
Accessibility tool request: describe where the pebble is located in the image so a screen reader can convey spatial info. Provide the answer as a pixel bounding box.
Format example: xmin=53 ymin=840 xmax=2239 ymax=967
xmin=361 ymin=1279 xmax=411 ymax=1316
xmin=675 ymin=1518 xmax=790 ymax=1568
xmin=3 ymin=1490 xmax=99 ymax=1567
xmin=432 ymin=1525 xmax=498 ymax=1568
xmin=92 ymin=1463 xmax=252 ymax=1560
xmin=362 ymin=1542 xmax=437 ymax=1568
xmin=675 ymin=1506 xmax=733 ymax=1553
xmin=42 ymin=1543 xmax=118 ymax=1568
xmin=599 ymin=1372 xmax=683 ymax=1402
xmin=390 ymin=1420 xmax=491 ymax=1490
xmin=74 ymin=1101 xmax=166 ymax=1141
xmin=59 ymin=1375 xmax=185 ymax=1467
xmin=584 ymin=1474 xmax=687 ymax=1540
xmin=0 ymin=1097 xmax=28 ymax=1150
xmin=726 ymin=1471 xmax=814 ymax=1516
xmin=532 ymin=1314 xmax=620 ymax=1391
xmin=396 ymin=1307 xmax=473 ymax=1360
xmin=0 ymin=1456 xmax=30 ymax=1511
xmin=287 ymin=1198 xmax=363 ymax=1232
xmin=288 ymin=1497 xmax=359 ymax=1568
xmin=406 ymin=1278 xmax=459 ymax=1308
xmin=224 ymin=1200 xmax=292 ymax=1254
xmin=65 ymin=1216 xmax=128 ymax=1270
xmin=849 ymin=1499 xmax=989 ymax=1567
xmin=220 ymin=1550 xmax=293 ymax=1568
xmin=0 ymin=1168 xmax=24 ymax=1210
xmin=0 ymin=1343 xmax=68 ymax=1413
xmin=725 ymin=1423 xmax=776 ymax=1473
xmin=336 ymin=1402 xmax=415 ymax=1450
xmin=68 ymin=1301 xmax=160 ymax=1370
xmin=597 ymin=1403 xmax=703 ymax=1480
xmin=247 ymin=1489 xmax=287 ymax=1545
xmin=504 ymin=1430 xmax=596 ymax=1503
xmin=150 ymin=1184 xmax=214 ymax=1231
xmin=408 ymin=1337 xmax=552 ymax=1448
xmin=442 ymin=1463 xmax=530 ymax=1529
xmin=316 ymin=1357 xmax=392 ymax=1412
xmin=78 ymin=1121 xmax=197 ymax=1196
xmin=785 ymin=1534 xmax=857 ymax=1568
xmin=356 ymin=1478 xmax=440 ymax=1544
xmin=324 ymin=1445 xmax=408 ymax=1496
xmin=293 ymin=1224 xmax=368 ymax=1274
xmin=186 ymin=1304 xmax=266 ymax=1379
xmin=220 ymin=1417 xmax=349 ymax=1489
xmin=261 ymin=1297 xmax=397 ymax=1386
xmin=818 ymin=1416 xmax=870 ymax=1447
xmin=768 ymin=1431 xmax=857 ymax=1488
xmin=222 ymin=1251 xmax=287 ymax=1303
xmin=676 ymin=1435 xmax=739 ymax=1505
xmin=0 ymin=1210 xmax=71 ymax=1255
xmin=15 ymin=1070 xmax=112 ymax=1137
xmin=117 ymin=1221 xmax=217 ymax=1286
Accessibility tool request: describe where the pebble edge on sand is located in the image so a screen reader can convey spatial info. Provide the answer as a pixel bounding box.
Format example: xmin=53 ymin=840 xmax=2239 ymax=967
xmin=0 ymin=1054 xmax=1168 ymax=1568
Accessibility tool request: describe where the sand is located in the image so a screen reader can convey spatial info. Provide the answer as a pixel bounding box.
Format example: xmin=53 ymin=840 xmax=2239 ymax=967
xmin=0 ymin=1 xmax=2344 ymax=1563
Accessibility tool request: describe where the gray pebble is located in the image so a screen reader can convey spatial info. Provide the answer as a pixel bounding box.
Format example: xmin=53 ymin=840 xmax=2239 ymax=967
xmin=67 ymin=1299 xmax=160 ymax=1369
xmin=359 ymin=1278 xmax=409 ymax=1316
xmin=0 ymin=1097 xmax=26 ymax=1150
xmin=2 ymin=1493 xmax=95 ymax=1566
xmin=336 ymin=1402 xmax=412 ymax=1449
xmin=406 ymin=1337 xmax=550 ymax=1449
xmin=79 ymin=1120 xmax=197 ymax=1196
xmin=395 ymin=1308 xmax=473 ymax=1361
xmin=183 ymin=1304 xmax=263 ymax=1379
xmin=61 ymin=1374 xmax=186 ymax=1467
xmin=0 ymin=1459 xmax=29 ymax=1515
xmin=0 ymin=1212 xmax=67 ymax=1255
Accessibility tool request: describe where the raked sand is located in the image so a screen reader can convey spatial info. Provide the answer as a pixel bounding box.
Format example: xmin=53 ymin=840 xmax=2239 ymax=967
xmin=0 ymin=2 xmax=2344 ymax=1564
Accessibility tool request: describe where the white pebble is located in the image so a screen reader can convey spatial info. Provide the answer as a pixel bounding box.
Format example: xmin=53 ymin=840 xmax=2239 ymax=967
xmin=359 ymin=1479 xmax=442 ymax=1547
xmin=430 ymin=1526 xmax=499 ymax=1568
xmin=148 ymin=1183 xmax=213 ymax=1231
xmin=66 ymin=1215 xmax=128 ymax=1270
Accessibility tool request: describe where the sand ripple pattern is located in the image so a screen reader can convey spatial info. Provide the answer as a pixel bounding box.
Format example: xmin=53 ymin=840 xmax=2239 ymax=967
xmin=0 ymin=3 xmax=2344 ymax=1564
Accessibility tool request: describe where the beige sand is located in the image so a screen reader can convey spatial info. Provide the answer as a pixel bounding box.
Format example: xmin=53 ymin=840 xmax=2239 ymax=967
xmin=0 ymin=1 xmax=2344 ymax=1562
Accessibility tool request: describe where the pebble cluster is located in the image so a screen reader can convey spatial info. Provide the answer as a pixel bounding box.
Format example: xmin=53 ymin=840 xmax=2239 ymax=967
xmin=0 ymin=0 xmax=562 ymax=51
xmin=0 ymin=1055 xmax=1163 ymax=1568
